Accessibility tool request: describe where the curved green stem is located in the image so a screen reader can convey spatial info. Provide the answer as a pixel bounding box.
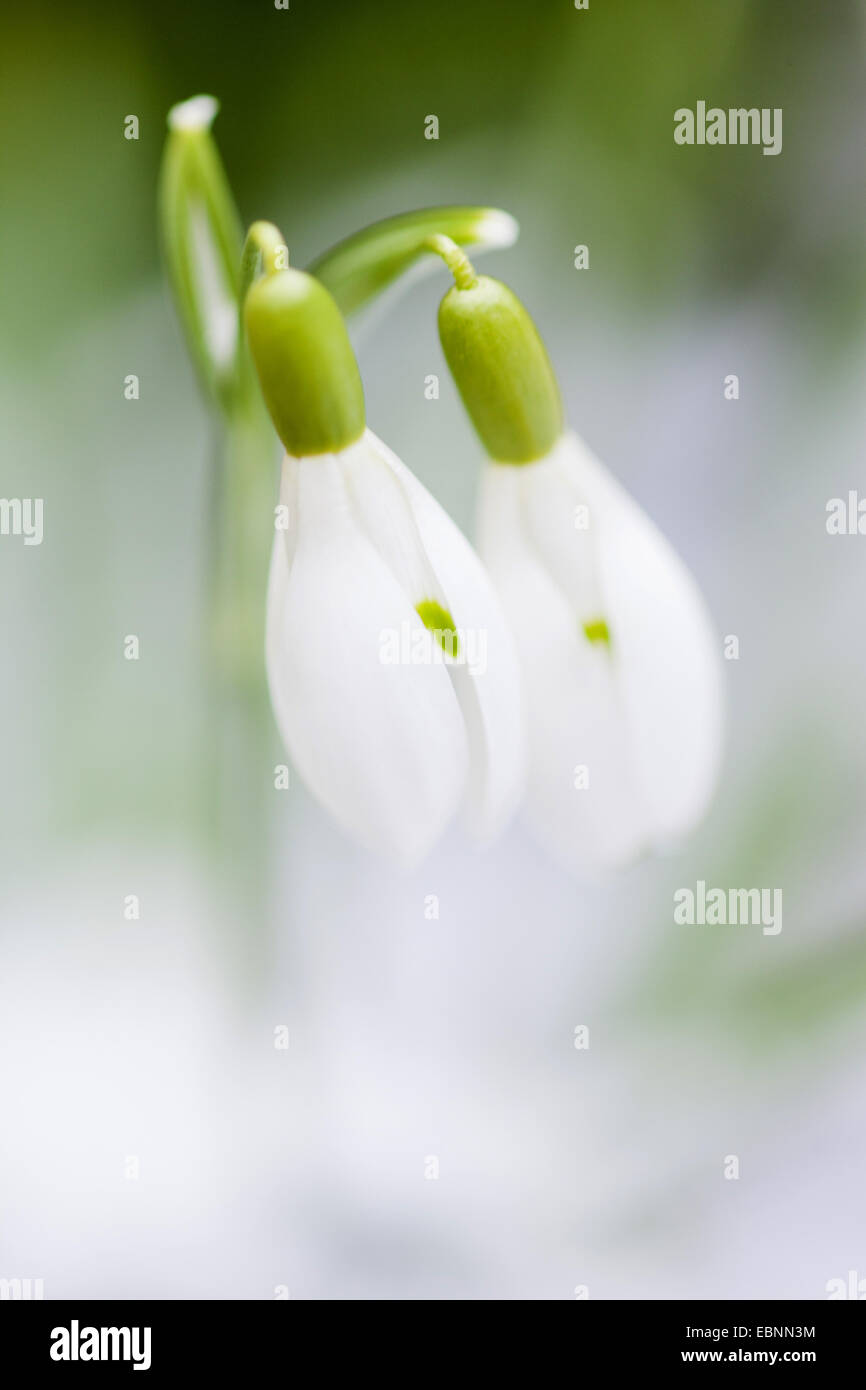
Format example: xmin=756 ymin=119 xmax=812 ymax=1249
xmin=308 ymin=205 xmax=517 ymax=316
xmin=423 ymin=234 xmax=479 ymax=290
xmin=240 ymin=220 xmax=290 ymax=301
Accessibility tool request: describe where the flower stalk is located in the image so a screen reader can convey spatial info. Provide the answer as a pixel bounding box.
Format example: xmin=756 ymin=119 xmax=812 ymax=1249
xmin=309 ymin=205 xmax=518 ymax=315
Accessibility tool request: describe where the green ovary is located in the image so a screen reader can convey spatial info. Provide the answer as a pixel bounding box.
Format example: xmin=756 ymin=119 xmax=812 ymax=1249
xmin=416 ymin=600 xmax=460 ymax=657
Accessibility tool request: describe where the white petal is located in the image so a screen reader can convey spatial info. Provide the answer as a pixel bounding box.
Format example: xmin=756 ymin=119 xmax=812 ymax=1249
xmin=273 ymin=451 xmax=300 ymax=570
xmin=360 ymin=430 xmax=526 ymax=842
xmin=337 ymin=432 xmax=445 ymax=610
xmin=266 ymin=453 xmax=468 ymax=862
xmin=552 ymin=432 xmax=723 ymax=841
xmin=478 ymin=463 xmax=647 ymax=870
xmin=479 ymin=435 xmax=723 ymax=871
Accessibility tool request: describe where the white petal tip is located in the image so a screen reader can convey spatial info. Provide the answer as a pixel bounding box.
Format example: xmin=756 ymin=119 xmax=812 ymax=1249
xmin=477 ymin=209 xmax=520 ymax=249
xmin=167 ymin=94 xmax=219 ymax=133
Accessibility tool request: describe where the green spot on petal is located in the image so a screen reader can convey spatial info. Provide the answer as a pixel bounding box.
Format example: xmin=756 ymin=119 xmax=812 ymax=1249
xmin=416 ymin=600 xmax=460 ymax=657
xmin=583 ymin=617 xmax=612 ymax=647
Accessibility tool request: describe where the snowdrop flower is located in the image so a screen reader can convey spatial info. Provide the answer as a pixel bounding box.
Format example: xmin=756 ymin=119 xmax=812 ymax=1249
xmin=243 ymin=229 xmax=524 ymax=861
xmin=432 ymin=239 xmax=723 ymax=871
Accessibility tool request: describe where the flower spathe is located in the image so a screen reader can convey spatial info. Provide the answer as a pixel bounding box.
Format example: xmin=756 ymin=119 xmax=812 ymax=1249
xmin=477 ymin=430 xmax=723 ymax=872
xmin=159 ymin=95 xmax=245 ymax=411
xmin=266 ymin=428 xmax=525 ymax=862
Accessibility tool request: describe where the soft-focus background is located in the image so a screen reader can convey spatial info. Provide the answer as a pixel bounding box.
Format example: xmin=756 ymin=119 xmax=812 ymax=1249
xmin=2 ymin=0 xmax=866 ymax=1299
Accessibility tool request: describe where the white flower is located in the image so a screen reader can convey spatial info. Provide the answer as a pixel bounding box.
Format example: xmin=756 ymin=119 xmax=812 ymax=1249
xmin=266 ymin=428 xmax=525 ymax=862
xmin=477 ymin=430 xmax=723 ymax=871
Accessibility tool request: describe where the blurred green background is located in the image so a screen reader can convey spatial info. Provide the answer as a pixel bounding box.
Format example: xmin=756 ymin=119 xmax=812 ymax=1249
xmin=2 ymin=0 xmax=866 ymax=1299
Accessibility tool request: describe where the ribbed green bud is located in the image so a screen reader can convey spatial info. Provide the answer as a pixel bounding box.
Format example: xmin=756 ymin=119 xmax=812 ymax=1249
xmin=438 ymin=275 xmax=563 ymax=464
xmin=244 ymin=268 xmax=366 ymax=457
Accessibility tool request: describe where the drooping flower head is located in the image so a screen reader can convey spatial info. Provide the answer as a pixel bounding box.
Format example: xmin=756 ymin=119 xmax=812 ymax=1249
xmin=242 ymin=231 xmax=524 ymax=861
xmin=430 ymin=238 xmax=723 ymax=871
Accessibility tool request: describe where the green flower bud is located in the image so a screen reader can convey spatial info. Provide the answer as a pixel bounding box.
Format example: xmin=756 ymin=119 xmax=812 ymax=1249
xmin=244 ymin=267 xmax=366 ymax=457
xmin=158 ymin=95 xmax=245 ymax=411
xmin=437 ymin=269 xmax=563 ymax=465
